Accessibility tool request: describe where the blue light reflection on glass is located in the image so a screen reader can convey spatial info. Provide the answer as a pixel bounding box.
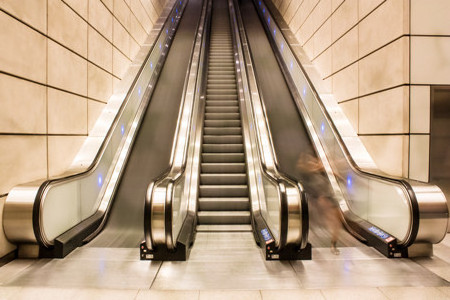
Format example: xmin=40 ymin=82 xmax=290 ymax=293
xmin=176 ymin=8 xmax=178 ymax=13
xmin=268 ymin=17 xmax=270 ymax=24
xmin=121 ymin=125 xmax=125 ymax=135
xmin=138 ymin=87 xmax=141 ymax=95
xmin=259 ymin=1 xmax=261 ymax=5
xmin=172 ymin=17 xmax=174 ymax=23
xmin=303 ymin=86 xmax=306 ymax=96
xmin=150 ymin=62 xmax=153 ymax=69
xmin=98 ymin=175 xmax=103 ymax=186
xmin=321 ymin=122 xmax=325 ymax=133
xmin=263 ymin=8 xmax=265 ymax=13
xmin=281 ymin=42 xmax=284 ymax=51
xmin=273 ymin=29 xmax=276 ymax=35
xmin=290 ymin=61 xmax=293 ymax=69
xmin=166 ymin=29 xmax=168 ymax=34
xmin=159 ymin=42 xmax=162 ymax=49
xmin=347 ymin=175 xmax=352 ymax=188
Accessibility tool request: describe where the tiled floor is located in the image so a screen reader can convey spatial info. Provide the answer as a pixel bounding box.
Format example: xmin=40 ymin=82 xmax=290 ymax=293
xmin=0 ymin=233 xmax=449 ymax=299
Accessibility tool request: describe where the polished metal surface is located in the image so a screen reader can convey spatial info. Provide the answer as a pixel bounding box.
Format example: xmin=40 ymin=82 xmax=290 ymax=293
xmin=252 ymin=0 xmax=448 ymax=249
xmin=231 ymin=0 xmax=306 ymax=248
xmin=147 ymin=0 xmax=209 ymax=250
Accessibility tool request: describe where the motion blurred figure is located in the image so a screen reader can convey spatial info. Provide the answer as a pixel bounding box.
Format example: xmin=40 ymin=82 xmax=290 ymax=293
xmin=297 ymin=153 xmax=342 ymax=254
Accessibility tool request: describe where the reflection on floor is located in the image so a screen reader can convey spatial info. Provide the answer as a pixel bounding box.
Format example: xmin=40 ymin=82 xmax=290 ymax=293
xmin=0 ymin=233 xmax=449 ymax=299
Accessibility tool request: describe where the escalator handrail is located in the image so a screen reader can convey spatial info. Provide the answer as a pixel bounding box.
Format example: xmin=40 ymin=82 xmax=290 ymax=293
xmin=230 ymin=0 xmax=308 ymax=249
xmin=145 ymin=0 xmax=211 ymax=251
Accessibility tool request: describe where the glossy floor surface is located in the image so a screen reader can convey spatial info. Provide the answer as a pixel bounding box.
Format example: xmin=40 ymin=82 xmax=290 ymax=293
xmin=0 ymin=233 xmax=449 ymax=299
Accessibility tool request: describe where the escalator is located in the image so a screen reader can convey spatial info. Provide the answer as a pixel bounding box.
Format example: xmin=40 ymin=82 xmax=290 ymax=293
xmin=3 ymin=0 xmax=205 ymax=257
xmin=197 ymin=0 xmax=251 ymax=231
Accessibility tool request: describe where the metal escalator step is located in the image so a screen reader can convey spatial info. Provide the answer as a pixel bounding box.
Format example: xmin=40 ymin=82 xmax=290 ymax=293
xmin=205 ymin=106 xmax=239 ymax=113
xmin=200 ymin=173 xmax=247 ymax=185
xmin=204 ymin=127 xmax=241 ymax=135
xmin=202 ymin=144 xmax=243 ymax=153
xmin=207 ymin=88 xmax=237 ymax=95
xmin=205 ymin=113 xmax=240 ymax=120
xmin=199 ymin=185 xmax=248 ymax=197
xmin=201 ymin=163 xmax=245 ymax=173
xmin=204 ymin=119 xmax=240 ymax=127
xmin=206 ymin=95 xmax=237 ymax=100
xmin=201 ymin=153 xmax=244 ymax=163
xmin=197 ymin=211 xmax=251 ymax=225
xmin=205 ymin=100 xmax=239 ymax=106
xmin=198 ymin=197 xmax=249 ymax=210
xmin=203 ymin=135 xmax=242 ymax=144
xmin=196 ymin=224 xmax=252 ymax=232
xmin=208 ymin=74 xmax=235 ymax=80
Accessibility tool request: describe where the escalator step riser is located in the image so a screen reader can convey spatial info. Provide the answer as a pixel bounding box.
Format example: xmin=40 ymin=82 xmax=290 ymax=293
xmin=206 ymin=100 xmax=239 ymax=106
xmin=207 ymin=89 xmax=237 ymax=95
xmin=204 ymin=127 xmax=242 ymax=135
xmin=198 ymin=197 xmax=250 ymax=211
xmin=200 ymin=174 xmax=247 ymax=185
xmin=197 ymin=211 xmax=251 ymax=225
xmin=201 ymin=163 xmax=246 ymax=173
xmin=206 ymin=95 xmax=237 ymax=100
xmin=202 ymin=153 xmax=244 ymax=163
xmin=203 ymin=135 xmax=243 ymax=144
xmin=204 ymin=120 xmax=241 ymax=127
xmin=205 ymin=113 xmax=240 ymax=120
xmin=202 ymin=144 xmax=243 ymax=153
xmin=206 ymin=106 xmax=239 ymax=113
xmin=199 ymin=185 xmax=248 ymax=197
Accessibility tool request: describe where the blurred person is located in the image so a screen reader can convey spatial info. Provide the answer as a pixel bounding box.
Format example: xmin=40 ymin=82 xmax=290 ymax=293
xmin=297 ymin=153 xmax=342 ymax=255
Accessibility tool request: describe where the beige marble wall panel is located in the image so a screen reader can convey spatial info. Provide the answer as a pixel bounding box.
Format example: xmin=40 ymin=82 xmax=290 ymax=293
xmin=0 ymin=74 xmax=46 ymax=134
xmin=410 ymin=85 xmax=430 ymax=134
xmin=360 ymin=135 xmax=406 ymax=177
xmin=358 ymin=0 xmax=383 ymax=20
xmin=149 ymin=0 xmax=163 ymax=16
xmin=113 ymin=48 xmax=132 ymax=79
xmin=411 ymin=0 xmax=450 ymax=35
xmin=48 ymin=0 xmax=88 ymax=58
xmin=64 ymin=0 xmax=88 ymax=19
xmin=0 ymin=0 xmax=47 ymax=32
xmin=88 ymin=63 xmax=113 ymax=102
xmin=311 ymin=0 xmax=331 ymax=33
xmin=331 ymin=26 xmax=357 ymax=73
xmin=48 ymin=136 xmax=86 ymax=177
xmin=124 ymin=0 xmax=131 ymax=5
xmin=358 ymin=0 xmax=407 ymax=59
xmin=331 ymin=0 xmax=344 ymax=12
xmin=312 ymin=47 xmax=331 ymax=78
xmin=313 ymin=17 xmax=331 ymax=57
xmin=130 ymin=13 xmax=148 ymax=45
xmin=130 ymin=38 xmax=141 ymax=60
xmin=114 ymin=0 xmax=131 ymax=32
xmin=113 ymin=19 xmax=131 ymax=58
xmin=279 ymin=0 xmax=292 ymax=16
xmin=102 ymin=0 xmax=114 ymax=11
xmin=88 ymin=100 xmax=106 ymax=133
xmin=359 ymin=86 xmax=409 ymax=134
xmin=0 ymin=136 xmax=47 ymax=195
xmin=0 ymin=12 xmax=47 ymax=83
xmin=88 ymin=27 xmax=113 ymax=72
xmin=48 ymin=88 xmax=88 ymax=135
xmin=359 ymin=37 xmax=409 ymax=96
xmin=332 ymin=63 xmax=358 ymax=102
xmin=297 ymin=13 xmax=315 ymax=46
xmin=411 ymin=36 xmax=450 ymax=85
xmin=339 ymin=99 xmax=358 ymax=132
xmin=48 ymin=40 xmax=88 ymax=96
xmin=290 ymin=0 xmax=319 ymax=36
xmin=331 ymin=0 xmax=357 ymax=42
xmin=0 ymin=196 xmax=16 ymax=257
xmin=409 ymin=135 xmax=430 ymax=182
xmin=89 ymin=0 xmax=113 ymax=42
xmin=131 ymin=0 xmax=152 ymax=34
xmin=284 ymin=0 xmax=302 ymax=24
